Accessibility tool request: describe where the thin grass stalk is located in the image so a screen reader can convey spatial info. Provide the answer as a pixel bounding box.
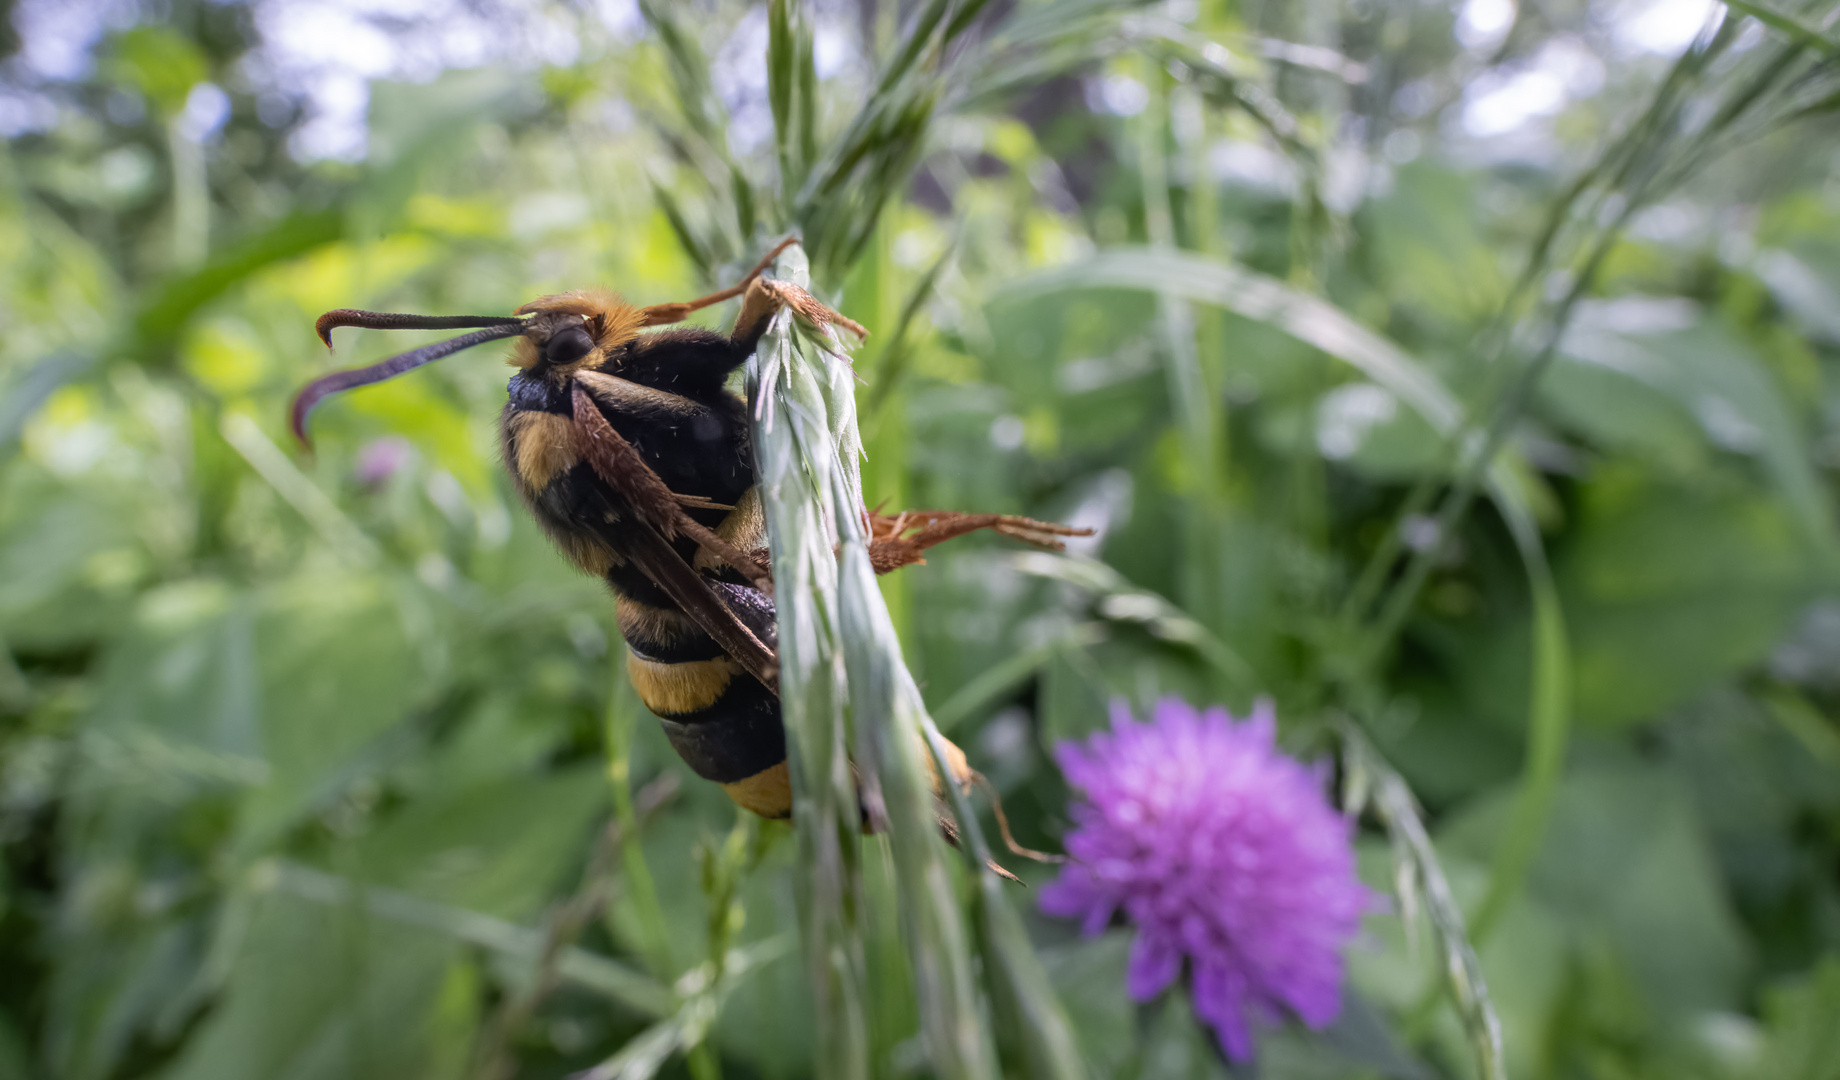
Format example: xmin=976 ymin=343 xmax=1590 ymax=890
xmin=751 ymin=243 xmax=994 ymax=1080
xmin=864 ymin=236 xmax=957 ymax=417
xmin=1333 ymin=14 xmax=1753 ymax=796
xmin=908 ymin=694 xmax=1084 ymax=1080
xmin=1352 ymin=12 xmax=1796 ymax=661
xmin=838 ymin=543 xmax=998 ymax=1080
xmin=634 ymin=3 xmax=755 ymax=269
xmin=819 ymin=259 xmax=994 ymax=1078
xmin=605 ymin=674 xmax=676 ymax=979
xmin=750 ymin=246 xmax=1083 ymax=1080
xmin=793 ymin=0 xmax=994 ymax=275
xmin=1176 ymin=81 xmax=1231 ymax=496
xmin=1337 ymin=727 xmax=1508 ymax=1080
xmin=1335 ymin=16 xmax=1738 ymax=637
xmin=929 ymin=624 xmax=1106 ymax=733
xmin=1464 ymin=512 xmax=1569 ymax=945
xmin=1137 ymin=56 xmax=1225 ymax=641
xmin=470 ymin=777 xmax=674 ymax=1080
xmin=1342 ymin=3 xmax=1840 ymax=1028
xmin=635 ymin=0 xmax=731 ymax=151
xmin=1328 ymin=27 xmax=1755 ymax=1020
xmin=768 ymin=0 xmax=817 ymax=211
xmin=268 ymin=862 xmax=674 ymax=1016
xmin=848 ymin=223 xmax=916 ymax=646
xmin=650 ymin=180 xmax=718 ymax=280
xmin=1014 ymin=553 xmax=1257 ymax=690
xmin=746 ymin=248 xmax=871 ymax=1079
xmin=796 ymin=5 xmax=819 ymax=186
xmin=1733 ymin=0 xmax=1838 ymax=52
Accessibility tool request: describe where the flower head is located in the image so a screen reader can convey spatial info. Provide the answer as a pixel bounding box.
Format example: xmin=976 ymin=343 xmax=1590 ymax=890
xmin=1040 ymin=697 xmax=1368 ymax=1061
xmin=354 ymin=436 xmax=412 ymax=488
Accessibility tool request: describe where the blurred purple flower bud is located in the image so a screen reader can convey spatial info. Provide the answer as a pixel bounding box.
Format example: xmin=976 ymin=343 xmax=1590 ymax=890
xmin=1040 ymin=697 xmax=1370 ymax=1061
xmin=354 ymin=436 xmax=412 ymax=488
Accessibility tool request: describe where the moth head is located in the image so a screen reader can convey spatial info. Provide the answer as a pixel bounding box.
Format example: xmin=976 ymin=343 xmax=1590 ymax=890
xmin=510 ymin=290 xmax=646 ymax=375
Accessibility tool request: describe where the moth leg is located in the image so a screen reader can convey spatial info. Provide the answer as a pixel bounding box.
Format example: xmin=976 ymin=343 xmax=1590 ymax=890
xmin=853 ymin=740 xmax=1027 ymax=883
xmin=865 ymin=510 xmax=1093 ymax=574
xmin=634 ymin=237 xmax=868 ymax=348
xmin=637 ymin=236 xmax=802 ymax=328
xmin=730 ymin=276 xmax=868 ymax=351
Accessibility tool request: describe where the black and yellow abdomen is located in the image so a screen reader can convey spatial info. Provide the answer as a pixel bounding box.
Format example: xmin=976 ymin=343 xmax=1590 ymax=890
xmin=621 ymin=596 xmax=791 ymax=817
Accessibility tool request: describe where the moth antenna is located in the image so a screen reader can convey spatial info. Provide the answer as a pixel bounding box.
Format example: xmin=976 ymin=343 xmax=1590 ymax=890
xmin=973 ymin=772 xmax=1066 ymax=865
xmin=290 ymin=323 xmax=526 ymax=447
xmin=314 ymin=309 xmax=525 ymax=349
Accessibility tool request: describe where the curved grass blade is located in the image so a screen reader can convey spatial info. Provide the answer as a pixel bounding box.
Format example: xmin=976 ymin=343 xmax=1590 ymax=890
xmin=929 ymin=624 xmax=1106 ymax=733
xmin=1000 ymin=249 xmax=1463 ymax=432
xmin=1337 ymin=729 xmax=1507 ymax=1080
xmin=1465 ymin=503 xmax=1571 ymax=946
xmin=267 ymin=861 xmax=674 ymax=1017
xmin=1011 ymin=551 xmax=1258 ymax=691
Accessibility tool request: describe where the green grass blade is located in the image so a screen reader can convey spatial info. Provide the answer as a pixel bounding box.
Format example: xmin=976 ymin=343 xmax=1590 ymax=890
xmin=767 ymin=0 xmax=816 ymax=209
xmin=837 ymin=549 xmax=998 ymax=1080
xmin=1338 ymin=731 xmax=1507 ymax=1080
xmin=634 ymin=0 xmax=731 ymax=149
xmin=930 ymin=625 xmax=1105 ymax=732
xmin=970 ymin=872 xmax=1089 ymax=1080
xmin=1466 ymin=502 xmax=1571 ymax=945
xmin=864 ymin=236 xmax=958 ymax=416
xmin=1000 ymin=248 xmax=1465 ymax=432
xmin=793 ymin=0 xmax=995 ymax=277
xmin=220 ymin=414 xmax=381 ymax=567
xmin=1012 ymin=553 xmax=1258 ymax=690
xmin=266 ymin=861 xmax=675 ymax=1017
xmin=1720 ymin=0 xmax=1839 ymax=56
xmin=604 ymin=676 xmax=675 ymax=979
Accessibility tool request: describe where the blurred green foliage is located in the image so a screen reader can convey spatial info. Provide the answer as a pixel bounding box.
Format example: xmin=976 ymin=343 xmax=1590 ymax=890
xmin=2 ymin=1 xmax=1839 ymax=1078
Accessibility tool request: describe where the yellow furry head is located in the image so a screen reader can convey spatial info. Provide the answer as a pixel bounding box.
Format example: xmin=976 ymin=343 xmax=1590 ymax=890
xmin=508 ymin=290 xmax=647 ymax=372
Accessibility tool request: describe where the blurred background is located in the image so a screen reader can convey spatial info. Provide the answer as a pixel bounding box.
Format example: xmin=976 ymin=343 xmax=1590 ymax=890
xmin=3 ymin=0 xmax=1839 ymax=1077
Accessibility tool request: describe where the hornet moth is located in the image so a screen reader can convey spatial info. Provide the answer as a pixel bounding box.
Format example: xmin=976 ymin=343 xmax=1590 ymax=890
xmin=290 ymin=237 xmax=1083 ymax=867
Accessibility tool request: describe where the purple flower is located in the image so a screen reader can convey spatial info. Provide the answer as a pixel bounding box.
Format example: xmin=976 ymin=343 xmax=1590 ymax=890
xmin=1040 ymin=697 xmax=1369 ymax=1061
xmin=354 ymin=436 xmax=412 ymax=488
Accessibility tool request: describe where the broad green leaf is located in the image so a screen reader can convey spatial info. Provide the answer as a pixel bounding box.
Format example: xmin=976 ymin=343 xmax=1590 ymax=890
xmin=1558 ymin=475 xmax=1823 ymax=727
xmin=1443 ymin=764 xmax=1751 ymax=1021
xmin=1560 ymin=303 xmax=1837 ymax=550
xmin=233 ymin=573 xmax=444 ymax=854
xmin=0 ymin=494 xmax=139 ymax=647
xmin=162 ymin=771 xmax=604 ymax=1080
xmin=1750 ymin=955 xmax=1840 ymax=1080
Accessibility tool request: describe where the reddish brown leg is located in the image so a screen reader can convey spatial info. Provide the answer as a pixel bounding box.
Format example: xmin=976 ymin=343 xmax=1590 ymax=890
xmin=640 ymin=238 xmax=869 ymax=344
xmin=638 ymin=237 xmax=802 ymax=327
xmin=866 ymin=510 xmax=1092 ymax=574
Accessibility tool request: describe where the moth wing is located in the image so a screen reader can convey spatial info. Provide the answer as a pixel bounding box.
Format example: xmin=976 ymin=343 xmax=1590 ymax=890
xmin=566 ymin=383 xmax=780 ymax=695
xmin=612 ymin=518 xmax=780 ymax=695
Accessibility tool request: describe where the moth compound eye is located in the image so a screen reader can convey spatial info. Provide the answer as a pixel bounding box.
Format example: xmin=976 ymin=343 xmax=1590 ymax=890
xmin=544 ymin=326 xmax=595 ymax=366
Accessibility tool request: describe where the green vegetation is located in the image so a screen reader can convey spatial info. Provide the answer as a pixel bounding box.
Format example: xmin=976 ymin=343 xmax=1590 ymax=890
xmin=2 ymin=1 xmax=1839 ymax=1078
